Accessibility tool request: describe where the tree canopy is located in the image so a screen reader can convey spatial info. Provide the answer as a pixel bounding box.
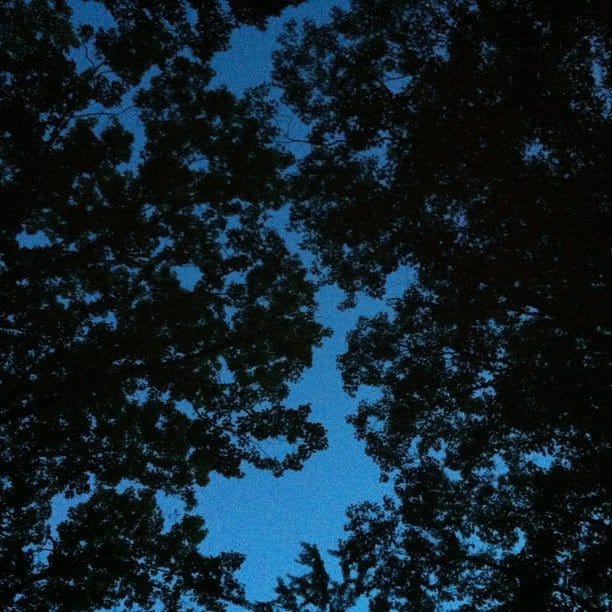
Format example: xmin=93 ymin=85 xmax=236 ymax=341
xmin=0 ymin=1 xmax=331 ymax=609
xmin=273 ymin=0 xmax=610 ymax=609
xmin=3 ymin=0 xmax=610 ymax=609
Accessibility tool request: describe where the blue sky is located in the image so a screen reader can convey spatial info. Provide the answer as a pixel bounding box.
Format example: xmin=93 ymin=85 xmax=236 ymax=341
xmin=198 ymin=1 xmax=398 ymax=605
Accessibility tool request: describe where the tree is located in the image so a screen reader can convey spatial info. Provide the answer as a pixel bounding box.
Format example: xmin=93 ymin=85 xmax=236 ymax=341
xmin=228 ymin=0 xmax=305 ymax=28
xmin=0 ymin=1 xmax=329 ymax=609
xmin=274 ymin=0 xmax=610 ymax=608
xmin=255 ymin=542 xmax=350 ymax=612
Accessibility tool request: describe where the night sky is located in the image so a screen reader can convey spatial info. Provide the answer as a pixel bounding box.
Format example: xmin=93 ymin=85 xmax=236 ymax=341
xmin=202 ymin=4 xmax=407 ymax=602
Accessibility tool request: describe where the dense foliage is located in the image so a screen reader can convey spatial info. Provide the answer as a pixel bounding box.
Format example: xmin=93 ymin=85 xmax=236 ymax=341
xmin=258 ymin=543 xmax=336 ymax=612
xmin=274 ymin=0 xmax=610 ymax=609
xmin=0 ymin=1 xmax=331 ymax=609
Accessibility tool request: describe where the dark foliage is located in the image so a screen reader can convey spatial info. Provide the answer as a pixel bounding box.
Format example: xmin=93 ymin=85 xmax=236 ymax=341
xmin=228 ymin=0 xmax=304 ymax=28
xmin=256 ymin=543 xmax=343 ymax=612
xmin=274 ymin=0 xmax=610 ymax=609
xmin=0 ymin=1 xmax=331 ymax=609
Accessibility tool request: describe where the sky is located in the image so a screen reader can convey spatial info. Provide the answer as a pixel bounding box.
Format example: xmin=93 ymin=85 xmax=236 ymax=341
xmin=182 ymin=1 xmax=407 ymax=606
xmin=197 ymin=3 xmax=397 ymax=605
xmin=182 ymin=0 xmax=413 ymax=604
xmin=46 ymin=1 xmax=412 ymax=608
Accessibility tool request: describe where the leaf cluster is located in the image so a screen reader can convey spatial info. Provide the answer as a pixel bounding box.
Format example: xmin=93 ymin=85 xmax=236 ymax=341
xmin=273 ymin=0 xmax=610 ymax=609
xmin=0 ymin=1 xmax=333 ymax=609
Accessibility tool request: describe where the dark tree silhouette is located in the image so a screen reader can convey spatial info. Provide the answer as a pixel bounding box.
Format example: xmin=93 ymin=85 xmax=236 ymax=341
xmin=228 ymin=0 xmax=305 ymax=28
xmin=0 ymin=1 xmax=329 ymax=609
xmin=274 ymin=0 xmax=610 ymax=609
xmin=273 ymin=543 xmax=333 ymax=611
xmin=255 ymin=543 xmax=345 ymax=612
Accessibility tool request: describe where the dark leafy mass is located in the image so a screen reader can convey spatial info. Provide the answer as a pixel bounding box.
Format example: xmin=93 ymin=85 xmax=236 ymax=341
xmin=274 ymin=0 xmax=610 ymax=609
xmin=262 ymin=543 xmax=337 ymax=611
xmin=0 ymin=1 xmax=330 ymax=609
